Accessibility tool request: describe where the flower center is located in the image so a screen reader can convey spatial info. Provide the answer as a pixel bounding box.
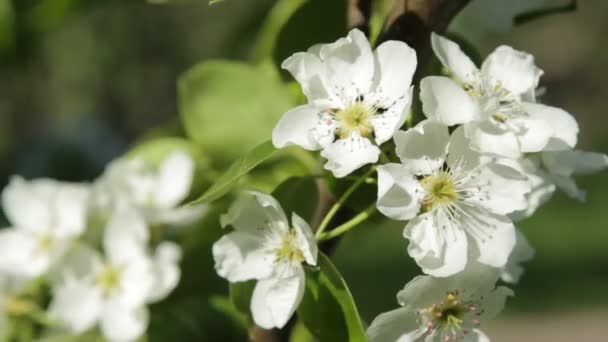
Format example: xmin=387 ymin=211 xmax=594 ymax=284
xmin=274 ymin=230 xmax=304 ymax=265
xmin=420 ymin=171 xmax=458 ymax=211
xmin=335 ymin=102 xmax=375 ymax=139
xmin=36 ymin=233 xmax=55 ymax=253
xmin=96 ymin=264 xmax=122 ymax=297
xmin=421 ymin=291 xmax=482 ymax=341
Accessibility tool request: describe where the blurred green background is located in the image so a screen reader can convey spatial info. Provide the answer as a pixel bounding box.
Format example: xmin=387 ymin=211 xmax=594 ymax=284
xmin=0 ymin=0 xmax=606 ymax=341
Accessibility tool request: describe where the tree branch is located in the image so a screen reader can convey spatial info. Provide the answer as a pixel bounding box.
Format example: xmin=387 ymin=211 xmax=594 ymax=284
xmin=348 ymin=0 xmax=372 ymax=35
xmin=380 ymin=0 xmax=471 ymax=79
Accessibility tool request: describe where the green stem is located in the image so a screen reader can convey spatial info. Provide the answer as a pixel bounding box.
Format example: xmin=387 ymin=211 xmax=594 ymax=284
xmin=314 ymin=166 xmax=376 ymax=239
xmin=317 ymin=203 xmax=376 ymax=241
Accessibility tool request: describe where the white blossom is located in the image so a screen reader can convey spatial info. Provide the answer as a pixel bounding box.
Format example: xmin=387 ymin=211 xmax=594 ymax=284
xmin=94 ymin=151 xmax=204 ymax=225
xmin=49 ymin=208 xmax=181 ymax=341
xmin=421 ymin=33 xmax=578 ymax=158
xmin=367 ymin=265 xmax=511 ymax=342
xmin=0 ymin=177 xmax=89 ymax=278
xmin=376 ymin=120 xmax=531 ymax=277
xmin=273 ymin=29 xmax=417 ymax=177
xmin=212 ymin=191 xmax=317 ymax=329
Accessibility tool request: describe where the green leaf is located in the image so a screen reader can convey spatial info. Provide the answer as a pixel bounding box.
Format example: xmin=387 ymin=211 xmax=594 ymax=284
xmin=514 ymin=0 xmax=577 ymax=26
xmin=179 ymin=60 xmax=293 ymax=165
xmin=298 ymin=252 xmax=366 ymax=342
xmin=229 ymin=280 xmax=256 ymax=318
xmin=273 ymin=0 xmax=347 ymax=70
xmin=272 ymin=176 xmax=319 ymax=224
xmin=189 ymin=140 xmax=276 ymax=204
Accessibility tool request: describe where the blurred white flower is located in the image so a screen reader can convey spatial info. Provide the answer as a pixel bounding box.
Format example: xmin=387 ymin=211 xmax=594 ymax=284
xmin=212 ymin=191 xmax=317 ymax=329
xmin=49 ymin=208 xmax=181 ymax=341
xmin=94 ymin=151 xmax=204 ymax=225
xmin=366 ymin=265 xmax=511 ymax=342
xmin=421 ymin=33 xmax=578 ymax=158
xmin=376 ymin=120 xmax=531 ymax=277
xmin=0 ymin=276 xmax=28 ymax=333
xmin=273 ymin=28 xmax=417 ymax=177
xmin=0 ymin=177 xmax=89 ymax=278
xmin=501 ymin=229 xmax=534 ymax=284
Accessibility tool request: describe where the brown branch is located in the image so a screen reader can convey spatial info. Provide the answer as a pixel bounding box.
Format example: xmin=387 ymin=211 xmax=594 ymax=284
xmin=348 ymin=0 xmax=372 ymax=34
xmin=379 ymin=0 xmax=472 ymax=80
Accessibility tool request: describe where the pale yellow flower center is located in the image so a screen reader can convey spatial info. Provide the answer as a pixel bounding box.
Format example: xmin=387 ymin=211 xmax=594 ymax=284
xmin=335 ymin=102 xmax=375 ymax=139
xmin=96 ymin=264 xmax=122 ymax=297
xmin=420 ymin=171 xmax=458 ymax=211
xmin=274 ymin=230 xmax=304 ymax=264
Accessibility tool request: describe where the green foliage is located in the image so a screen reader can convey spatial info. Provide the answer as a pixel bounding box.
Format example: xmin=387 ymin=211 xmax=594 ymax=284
xmin=272 ymin=176 xmax=319 ymax=223
xmin=179 ymin=60 xmax=293 ymax=164
xmin=273 ymin=0 xmax=347 ymax=70
xmin=189 ymin=140 xmax=276 ymax=204
xmin=298 ymin=252 xmax=367 ymax=342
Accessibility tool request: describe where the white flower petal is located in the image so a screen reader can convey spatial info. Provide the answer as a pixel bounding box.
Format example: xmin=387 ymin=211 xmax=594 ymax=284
xmin=446 ymin=126 xmax=485 ymax=169
xmin=366 ymin=307 xmax=423 ymax=342
xmin=320 ymin=132 xmax=380 ymax=178
xmin=220 ymin=192 xmax=289 ymax=233
xmin=394 ymin=119 xmax=449 ymax=175
xmin=396 ymin=275 xmax=458 ymax=310
xmin=431 ymin=33 xmax=479 ymax=84
xmin=376 ymin=164 xmax=424 ymax=221
xmin=291 ymin=213 xmax=318 ymax=266
xmin=1 ymin=176 xmax=53 ymax=233
xmin=272 ymin=105 xmax=325 ymax=150
xmin=467 ymin=209 xmax=516 ymax=268
xmin=480 ymin=286 xmax=513 ymax=321
xmin=420 ymin=76 xmax=478 ymax=126
xmin=147 ymin=242 xmax=182 ymax=303
xmin=404 ymin=211 xmax=468 ymax=277
xmin=501 ymin=229 xmax=534 ymax=284
xmin=552 ymin=174 xmax=586 ymax=201
xmin=49 ymin=276 xmax=103 ymax=334
xmin=0 ymin=230 xmax=49 ymax=277
xmin=370 ymin=87 xmax=412 ymax=145
xmin=472 ymin=163 xmax=531 ymax=215
xmin=481 ymin=45 xmax=543 ymax=96
xmin=155 ymin=151 xmax=194 ymax=209
xmin=320 ymin=29 xmax=374 ymax=99
xmin=104 ymin=208 xmax=149 ymax=264
xmin=212 ymin=230 xmax=274 ymax=282
xmin=281 ymin=52 xmax=335 ymax=106
xmin=522 ymin=102 xmax=578 ymax=150
xmin=372 ymin=40 xmax=417 ymax=104
xmin=250 ymin=267 xmax=305 ymax=329
xmin=514 ymin=117 xmax=553 ymax=153
xmin=155 ymin=204 xmax=207 ymax=226
xmin=542 ymin=150 xmax=608 ymax=177
xmin=100 ymin=304 xmax=149 ymax=342
xmin=464 ymin=121 xmax=521 ymax=158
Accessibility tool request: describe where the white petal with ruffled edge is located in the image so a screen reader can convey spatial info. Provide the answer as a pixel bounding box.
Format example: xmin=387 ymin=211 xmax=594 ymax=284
xmin=320 ymin=132 xmax=380 ymax=178
xmin=522 ymin=102 xmax=578 ymax=150
xmin=272 ymin=105 xmax=326 ymax=150
xmin=420 ymin=76 xmax=479 ymax=126
xmin=431 ymin=33 xmax=479 ymax=84
xmin=250 ymin=267 xmax=305 ymax=329
xmin=212 ymin=230 xmax=275 ymax=283
xmin=155 ymin=151 xmax=194 ymax=209
xmin=371 ymin=40 xmax=417 ymax=105
xmin=394 ymin=119 xmax=449 ymax=175
xmin=366 ymin=307 xmax=424 ymax=342
xmin=464 ymin=120 xmax=521 ymax=158
xmin=291 ymin=213 xmax=318 ymax=267
xmin=376 ymin=164 xmax=424 ymax=221
xmin=100 ymin=303 xmax=149 ymax=342
xmin=404 ymin=211 xmax=469 ymax=277
xmin=48 ymin=275 xmax=103 ymax=334
xmin=481 ymin=45 xmax=543 ymax=96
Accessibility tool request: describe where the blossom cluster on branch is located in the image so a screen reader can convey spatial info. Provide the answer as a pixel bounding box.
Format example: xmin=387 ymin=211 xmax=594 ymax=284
xmin=212 ymin=29 xmax=608 ymax=341
xmin=0 ymin=152 xmax=203 ymax=341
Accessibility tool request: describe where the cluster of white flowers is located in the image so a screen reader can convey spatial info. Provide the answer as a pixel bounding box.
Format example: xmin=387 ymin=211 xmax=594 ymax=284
xmin=212 ymin=29 xmax=607 ymax=340
xmin=0 ymin=151 xmax=199 ymax=341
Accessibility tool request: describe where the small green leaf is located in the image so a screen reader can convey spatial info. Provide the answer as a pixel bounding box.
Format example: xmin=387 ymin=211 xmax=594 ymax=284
xmin=189 ymin=140 xmax=276 ymax=204
xmin=298 ymin=252 xmax=366 ymax=342
xmin=514 ymin=0 xmax=577 ymax=26
xmin=179 ymin=60 xmax=292 ymax=165
xmin=272 ymin=176 xmax=319 ymax=224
